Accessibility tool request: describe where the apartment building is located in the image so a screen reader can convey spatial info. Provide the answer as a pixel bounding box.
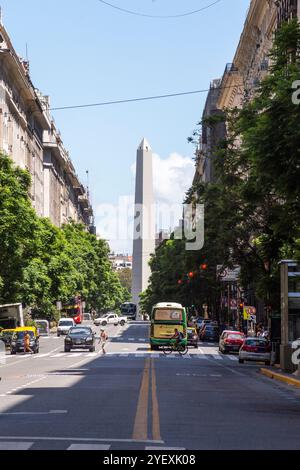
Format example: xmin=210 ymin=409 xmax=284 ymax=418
xmin=0 ymin=21 xmax=93 ymax=229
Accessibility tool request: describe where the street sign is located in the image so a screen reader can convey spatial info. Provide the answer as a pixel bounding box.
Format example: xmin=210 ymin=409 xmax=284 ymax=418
xmin=243 ymin=306 xmax=256 ymax=320
xmin=217 ymin=265 xmax=241 ymax=282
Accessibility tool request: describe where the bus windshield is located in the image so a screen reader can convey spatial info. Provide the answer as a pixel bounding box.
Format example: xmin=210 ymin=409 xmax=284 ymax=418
xmin=154 ymin=309 xmax=183 ymax=321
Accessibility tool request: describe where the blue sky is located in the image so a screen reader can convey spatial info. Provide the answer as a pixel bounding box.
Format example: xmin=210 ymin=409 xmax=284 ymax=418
xmin=1 ymin=0 xmax=250 ymax=251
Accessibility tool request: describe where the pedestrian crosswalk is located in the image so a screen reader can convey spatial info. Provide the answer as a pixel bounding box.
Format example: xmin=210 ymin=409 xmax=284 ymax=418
xmin=0 ymin=440 xmax=185 ymax=451
xmin=5 ymin=347 xmax=238 ymax=362
xmin=4 ymin=350 xmax=239 ymax=361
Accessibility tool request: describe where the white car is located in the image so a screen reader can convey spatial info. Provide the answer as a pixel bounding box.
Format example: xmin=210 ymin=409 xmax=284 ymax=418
xmin=94 ymin=313 xmax=127 ymax=327
xmin=57 ymin=318 xmax=75 ymax=336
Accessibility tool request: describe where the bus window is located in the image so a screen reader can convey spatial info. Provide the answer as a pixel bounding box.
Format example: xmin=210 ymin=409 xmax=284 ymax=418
xmin=154 ymin=309 xmax=183 ymax=321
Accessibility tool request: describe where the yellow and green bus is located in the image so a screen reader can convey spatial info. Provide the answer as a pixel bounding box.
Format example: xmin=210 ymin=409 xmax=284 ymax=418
xmin=150 ymin=302 xmax=187 ymax=350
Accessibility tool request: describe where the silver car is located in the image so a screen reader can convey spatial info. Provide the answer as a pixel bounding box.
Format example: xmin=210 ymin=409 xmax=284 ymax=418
xmin=239 ymin=337 xmax=271 ymax=365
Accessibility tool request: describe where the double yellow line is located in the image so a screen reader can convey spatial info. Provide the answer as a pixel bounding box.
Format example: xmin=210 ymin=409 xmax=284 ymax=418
xmin=132 ymin=358 xmax=161 ymax=441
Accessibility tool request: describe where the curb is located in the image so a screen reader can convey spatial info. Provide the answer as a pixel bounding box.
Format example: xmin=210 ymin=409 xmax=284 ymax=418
xmin=260 ymin=368 xmax=300 ymax=388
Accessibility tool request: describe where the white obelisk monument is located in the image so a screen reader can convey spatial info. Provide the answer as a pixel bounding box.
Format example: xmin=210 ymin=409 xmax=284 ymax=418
xmin=132 ymin=138 xmax=155 ymax=318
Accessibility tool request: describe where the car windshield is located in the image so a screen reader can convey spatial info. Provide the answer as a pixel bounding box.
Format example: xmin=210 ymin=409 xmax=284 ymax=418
xmin=69 ymin=328 xmax=91 ymax=335
xmin=1 ymin=331 xmax=14 ymax=338
xmin=59 ymin=321 xmax=73 ymax=326
xmin=227 ymin=334 xmax=244 ymax=340
xmin=14 ymin=331 xmax=34 ymax=340
xmin=245 ymin=339 xmax=267 ymax=346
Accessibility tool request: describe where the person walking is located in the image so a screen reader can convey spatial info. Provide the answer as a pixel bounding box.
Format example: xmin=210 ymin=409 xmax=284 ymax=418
xmin=99 ymin=328 xmax=108 ymax=354
xmin=24 ymin=331 xmax=33 ymax=354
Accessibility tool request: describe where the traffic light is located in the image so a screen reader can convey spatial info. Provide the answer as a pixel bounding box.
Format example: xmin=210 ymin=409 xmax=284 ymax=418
xmin=188 ymin=271 xmax=195 ymax=279
xmin=200 ymin=263 xmax=208 ymax=270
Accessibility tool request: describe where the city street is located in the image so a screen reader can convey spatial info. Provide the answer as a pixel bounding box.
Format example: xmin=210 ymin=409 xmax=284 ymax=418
xmin=0 ymin=321 xmax=299 ymax=451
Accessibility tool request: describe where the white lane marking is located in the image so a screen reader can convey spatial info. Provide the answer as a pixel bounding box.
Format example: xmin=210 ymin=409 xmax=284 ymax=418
xmin=150 ymin=353 xmax=160 ymax=358
xmin=67 ymin=444 xmax=110 ymax=450
xmin=119 ymin=354 xmax=129 ymax=357
xmin=0 ymin=442 xmax=33 ymax=450
xmin=0 ymin=345 xmax=62 ymax=369
xmin=145 ymin=446 xmax=186 ymax=450
xmin=227 ymin=355 xmax=238 ymax=361
xmin=59 ymin=353 xmax=82 ymax=358
xmin=128 ymin=338 xmax=135 ymax=341
xmin=85 ymin=353 xmax=97 ymax=357
xmin=33 ymin=353 xmax=50 ymax=358
xmin=213 ymin=354 xmax=223 ymax=360
xmin=0 ymin=410 xmax=67 ymax=416
xmin=51 ymin=353 xmax=67 ymax=358
xmin=135 ymin=354 xmax=144 ymax=358
xmin=0 ymin=436 xmax=164 ymax=444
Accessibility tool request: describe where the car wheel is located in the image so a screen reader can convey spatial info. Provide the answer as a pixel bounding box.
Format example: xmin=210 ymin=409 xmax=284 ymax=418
xmin=57 ymin=334 xmax=60 ymax=337
xmin=114 ymin=323 xmax=118 ymax=326
xmin=195 ymin=344 xmax=198 ymax=349
xmin=151 ymin=345 xmax=158 ymax=351
xmin=238 ymin=358 xmax=244 ymax=364
xmin=265 ymin=361 xmax=270 ymax=366
xmin=64 ymin=348 xmax=70 ymax=353
xmin=90 ymin=347 xmax=95 ymax=352
xmin=101 ymin=321 xmax=107 ymax=327
xmin=120 ymin=320 xmax=125 ymax=326
xmin=11 ymin=350 xmax=16 ymax=355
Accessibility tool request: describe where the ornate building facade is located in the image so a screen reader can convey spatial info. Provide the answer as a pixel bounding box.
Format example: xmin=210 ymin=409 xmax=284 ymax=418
xmin=0 ymin=22 xmax=93 ymax=229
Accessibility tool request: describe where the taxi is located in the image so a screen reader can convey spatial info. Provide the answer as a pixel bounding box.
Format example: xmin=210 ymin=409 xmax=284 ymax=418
xmin=0 ymin=329 xmax=16 ymax=349
xmin=10 ymin=326 xmax=40 ymax=355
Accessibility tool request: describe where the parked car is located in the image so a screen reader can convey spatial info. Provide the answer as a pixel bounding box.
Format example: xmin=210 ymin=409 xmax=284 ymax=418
xmin=0 ymin=329 xmax=16 ymax=349
xmin=187 ymin=327 xmax=199 ymax=348
xmin=94 ymin=313 xmax=127 ymax=327
xmin=200 ymin=324 xmax=219 ymax=342
xmin=196 ymin=318 xmax=209 ymax=329
xmin=239 ymin=337 xmax=271 ymax=365
xmin=57 ymin=318 xmax=75 ymax=337
xmin=10 ymin=329 xmax=39 ymax=354
xmin=219 ymin=330 xmax=245 ymax=354
xmin=64 ymin=326 xmax=95 ymax=352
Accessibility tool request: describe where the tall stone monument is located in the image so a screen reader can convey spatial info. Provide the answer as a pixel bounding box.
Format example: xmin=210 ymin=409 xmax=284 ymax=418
xmin=132 ymin=138 xmax=155 ymax=318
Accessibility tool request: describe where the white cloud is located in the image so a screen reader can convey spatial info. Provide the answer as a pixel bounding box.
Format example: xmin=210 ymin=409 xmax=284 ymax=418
xmin=131 ymin=152 xmax=194 ymax=206
xmin=152 ymin=152 xmax=194 ymax=205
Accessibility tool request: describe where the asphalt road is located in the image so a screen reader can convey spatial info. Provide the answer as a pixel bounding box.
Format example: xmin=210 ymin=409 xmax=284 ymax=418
xmin=0 ymin=321 xmax=300 ymax=450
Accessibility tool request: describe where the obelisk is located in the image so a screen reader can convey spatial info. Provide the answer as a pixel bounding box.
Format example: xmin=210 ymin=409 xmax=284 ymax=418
xmin=132 ymin=138 xmax=155 ymax=318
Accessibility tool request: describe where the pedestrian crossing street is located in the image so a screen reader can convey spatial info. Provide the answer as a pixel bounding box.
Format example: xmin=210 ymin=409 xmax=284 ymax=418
xmin=4 ymin=350 xmax=238 ymax=361
xmin=0 ymin=440 xmax=185 ymax=451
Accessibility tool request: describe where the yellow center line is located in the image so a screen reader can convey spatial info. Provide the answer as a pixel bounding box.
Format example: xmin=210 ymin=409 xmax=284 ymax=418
xmin=151 ymin=358 xmax=161 ymax=441
xmin=132 ymin=358 xmax=150 ymax=440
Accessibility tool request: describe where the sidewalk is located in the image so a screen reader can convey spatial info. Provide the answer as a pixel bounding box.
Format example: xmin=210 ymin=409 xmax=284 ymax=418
xmin=260 ymin=366 xmax=300 ymax=388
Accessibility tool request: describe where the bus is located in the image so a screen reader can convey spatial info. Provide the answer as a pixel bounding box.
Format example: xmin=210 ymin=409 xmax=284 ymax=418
xmin=61 ymin=296 xmax=83 ymax=324
xmin=120 ymin=302 xmax=137 ymax=320
xmin=150 ymin=302 xmax=187 ymax=350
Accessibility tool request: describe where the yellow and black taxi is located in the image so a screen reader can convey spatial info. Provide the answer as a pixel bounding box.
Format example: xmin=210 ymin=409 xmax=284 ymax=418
xmin=0 ymin=329 xmax=16 ymax=349
xmin=10 ymin=327 xmax=40 ymax=355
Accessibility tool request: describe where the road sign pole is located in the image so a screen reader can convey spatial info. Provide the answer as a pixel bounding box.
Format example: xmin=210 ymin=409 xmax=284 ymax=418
xmin=227 ymin=283 xmax=230 ymax=326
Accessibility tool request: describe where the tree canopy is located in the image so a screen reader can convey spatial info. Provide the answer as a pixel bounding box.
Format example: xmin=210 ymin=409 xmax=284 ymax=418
xmin=0 ymin=154 xmax=127 ymax=320
xmin=141 ymin=20 xmax=300 ymax=318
